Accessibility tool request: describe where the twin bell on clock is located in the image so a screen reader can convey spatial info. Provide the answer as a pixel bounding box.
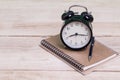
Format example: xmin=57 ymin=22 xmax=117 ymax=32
xmin=60 ymin=5 xmax=94 ymax=50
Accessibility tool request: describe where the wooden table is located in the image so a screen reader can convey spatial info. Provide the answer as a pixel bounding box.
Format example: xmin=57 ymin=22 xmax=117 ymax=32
xmin=0 ymin=0 xmax=120 ymax=80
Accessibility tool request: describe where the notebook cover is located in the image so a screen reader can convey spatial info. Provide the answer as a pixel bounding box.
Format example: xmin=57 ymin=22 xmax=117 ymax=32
xmin=40 ymin=35 xmax=118 ymax=74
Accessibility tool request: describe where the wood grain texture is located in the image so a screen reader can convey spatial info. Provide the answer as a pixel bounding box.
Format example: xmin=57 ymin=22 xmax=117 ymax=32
xmin=0 ymin=71 xmax=87 ymax=80
xmin=0 ymin=22 xmax=120 ymax=36
xmin=0 ymin=0 xmax=120 ymax=80
xmin=86 ymin=72 xmax=120 ymax=80
xmin=0 ymin=71 xmax=120 ymax=80
xmin=0 ymin=37 xmax=119 ymax=71
xmin=0 ymin=37 xmax=73 ymax=70
xmin=0 ymin=0 xmax=119 ymax=24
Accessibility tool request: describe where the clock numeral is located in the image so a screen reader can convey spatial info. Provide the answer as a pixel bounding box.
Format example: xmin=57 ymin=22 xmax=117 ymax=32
xmin=66 ymin=37 xmax=68 ymax=40
xmin=67 ymin=27 xmax=70 ymax=30
xmin=75 ymin=23 xmax=79 ymax=26
xmin=75 ymin=42 xmax=77 ymax=45
xmin=64 ymin=32 xmax=67 ymax=35
xmin=81 ymin=41 xmax=83 ymax=44
xmin=81 ymin=24 xmax=83 ymax=27
xmin=85 ymin=27 xmax=88 ymax=31
xmin=86 ymin=32 xmax=88 ymax=35
xmin=70 ymin=40 xmax=72 ymax=44
xmin=70 ymin=24 xmax=73 ymax=27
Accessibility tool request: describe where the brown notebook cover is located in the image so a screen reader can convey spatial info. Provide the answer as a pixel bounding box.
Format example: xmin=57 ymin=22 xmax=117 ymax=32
xmin=40 ymin=35 xmax=118 ymax=74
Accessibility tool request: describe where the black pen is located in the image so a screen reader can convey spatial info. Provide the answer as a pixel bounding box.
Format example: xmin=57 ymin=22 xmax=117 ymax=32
xmin=88 ymin=37 xmax=95 ymax=61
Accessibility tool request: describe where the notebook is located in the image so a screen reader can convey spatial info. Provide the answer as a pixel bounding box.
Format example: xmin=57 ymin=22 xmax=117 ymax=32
xmin=40 ymin=34 xmax=118 ymax=74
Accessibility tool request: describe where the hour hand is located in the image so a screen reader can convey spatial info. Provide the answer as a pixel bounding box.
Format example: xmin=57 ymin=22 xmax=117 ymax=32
xmin=68 ymin=34 xmax=76 ymax=38
xmin=67 ymin=33 xmax=78 ymax=38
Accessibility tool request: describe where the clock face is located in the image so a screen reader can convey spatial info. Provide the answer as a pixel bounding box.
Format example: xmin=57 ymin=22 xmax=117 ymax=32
xmin=61 ymin=21 xmax=92 ymax=49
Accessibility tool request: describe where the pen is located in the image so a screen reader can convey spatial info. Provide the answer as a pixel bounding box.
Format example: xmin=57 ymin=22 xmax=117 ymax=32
xmin=88 ymin=37 xmax=95 ymax=61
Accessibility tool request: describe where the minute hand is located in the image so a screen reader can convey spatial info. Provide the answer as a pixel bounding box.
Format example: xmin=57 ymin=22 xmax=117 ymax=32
xmin=78 ymin=34 xmax=88 ymax=36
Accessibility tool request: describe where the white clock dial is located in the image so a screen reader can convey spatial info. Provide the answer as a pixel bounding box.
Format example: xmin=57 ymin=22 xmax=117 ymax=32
xmin=61 ymin=21 xmax=92 ymax=49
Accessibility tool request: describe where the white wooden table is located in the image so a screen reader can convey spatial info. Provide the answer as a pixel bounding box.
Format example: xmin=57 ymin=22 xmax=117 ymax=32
xmin=0 ymin=0 xmax=120 ymax=80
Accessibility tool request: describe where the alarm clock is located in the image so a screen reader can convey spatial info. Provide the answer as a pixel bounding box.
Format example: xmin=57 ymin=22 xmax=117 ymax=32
xmin=60 ymin=5 xmax=94 ymax=50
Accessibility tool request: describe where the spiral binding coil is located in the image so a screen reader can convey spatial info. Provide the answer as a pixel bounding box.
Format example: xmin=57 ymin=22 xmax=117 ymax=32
xmin=41 ymin=40 xmax=85 ymax=71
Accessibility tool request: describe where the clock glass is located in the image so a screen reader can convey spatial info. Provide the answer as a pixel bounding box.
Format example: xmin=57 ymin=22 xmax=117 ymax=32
xmin=61 ymin=21 xmax=92 ymax=49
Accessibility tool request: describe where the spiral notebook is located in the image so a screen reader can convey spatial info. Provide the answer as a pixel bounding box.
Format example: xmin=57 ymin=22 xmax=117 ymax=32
xmin=40 ymin=35 xmax=118 ymax=74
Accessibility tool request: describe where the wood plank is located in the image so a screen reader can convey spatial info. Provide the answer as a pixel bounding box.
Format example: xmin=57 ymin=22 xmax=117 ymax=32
xmin=0 ymin=71 xmax=120 ymax=80
xmin=0 ymin=37 xmax=119 ymax=78
xmin=0 ymin=22 xmax=62 ymax=36
xmin=0 ymin=0 xmax=119 ymax=24
xmin=0 ymin=0 xmax=119 ymax=36
xmin=93 ymin=23 xmax=120 ymax=37
xmin=0 ymin=71 xmax=87 ymax=80
xmin=86 ymin=72 xmax=120 ymax=80
xmin=0 ymin=22 xmax=120 ymax=36
xmin=0 ymin=37 xmax=73 ymax=70
xmin=0 ymin=36 xmax=119 ymax=71
xmin=0 ymin=0 xmax=120 ymax=80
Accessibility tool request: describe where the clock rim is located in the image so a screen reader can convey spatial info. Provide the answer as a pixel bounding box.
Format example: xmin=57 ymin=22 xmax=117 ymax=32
xmin=60 ymin=20 xmax=93 ymax=50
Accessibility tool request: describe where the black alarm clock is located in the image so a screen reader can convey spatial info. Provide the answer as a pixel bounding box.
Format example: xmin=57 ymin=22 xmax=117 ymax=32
xmin=60 ymin=5 xmax=94 ymax=50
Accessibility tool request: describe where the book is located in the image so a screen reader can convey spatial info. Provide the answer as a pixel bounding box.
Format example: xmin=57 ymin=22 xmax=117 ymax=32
xmin=40 ymin=34 xmax=118 ymax=74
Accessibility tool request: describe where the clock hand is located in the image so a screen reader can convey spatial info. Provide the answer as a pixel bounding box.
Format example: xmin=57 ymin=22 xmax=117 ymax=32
xmin=66 ymin=33 xmax=76 ymax=39
xmin=67 ymin=33 xmax=88 ymax=39
xmin=68 ymin=34 xmax=76 ymax=38
xmin=77 ymin=34 xmax=88 ymax=36
xmin=67 ymin=33 xmax=79 ymax=38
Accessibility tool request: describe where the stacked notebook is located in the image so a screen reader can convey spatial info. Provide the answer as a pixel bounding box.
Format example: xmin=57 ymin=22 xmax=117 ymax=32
xmin=40 ymin=35 xmax=118 ymax=74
